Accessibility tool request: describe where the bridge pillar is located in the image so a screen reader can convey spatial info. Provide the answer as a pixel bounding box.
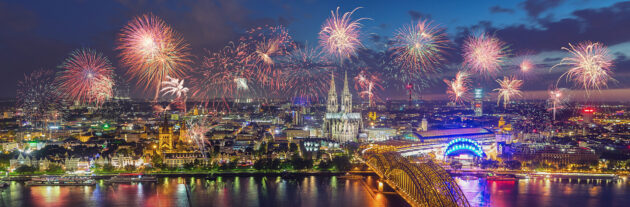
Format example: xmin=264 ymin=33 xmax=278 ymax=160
xmin=378 ymin=181 xmax=384 ymax=192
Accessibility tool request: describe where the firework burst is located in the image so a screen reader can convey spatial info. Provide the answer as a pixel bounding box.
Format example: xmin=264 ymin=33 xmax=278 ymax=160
xmin=161 ymin=76 xmax=189 ymax=99
xmin=117 ymin=14 xmax=191 ymax=98
xmin=553 ymin=41 xmax=614 ymax=94
xmin=191 ymin=42 xmax=256 ymax=109
xmin=462 ymin=33 xmax=509 ymax=77
xmin=494 ymin=76 xmax=523 ymax=108
xmin=17 ymin=70 xmax=60 ymax=125
xmin=245 ymin=25 xmax=293 ymax=88
xmin=519 ymin=58 xmax=534 ymax=73
xmin=56 ymin=48 xmax=115 ymax=106
xmin=444 ymin=71 xmax=471 ymax=104
xmin=319 ymin=7 xmax=367 ymax=62
xmin=390 ymin=19 xmax=449 ymax=73
xmin=185 ymin=117 xmax=218 ymax=157
xmin=548 ymin=88 xmax=570 ymax=121
xmin=354 ymin=70 xmax=383 ymax=106
xmin=281 ymin=46 xmax=331 ymax=103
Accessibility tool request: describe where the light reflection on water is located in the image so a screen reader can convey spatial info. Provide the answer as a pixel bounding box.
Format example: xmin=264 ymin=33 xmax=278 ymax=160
xmin=6 ymin=176 xmax=628 ymax=207
xmin=0 ymin=176 xmax=405 ymax=207
xmin=456 ymin=177 xmax=630 ymax=207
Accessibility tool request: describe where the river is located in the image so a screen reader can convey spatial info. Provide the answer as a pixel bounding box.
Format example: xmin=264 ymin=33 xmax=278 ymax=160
xmin=1 ymin=175 xmax=629 ymax=207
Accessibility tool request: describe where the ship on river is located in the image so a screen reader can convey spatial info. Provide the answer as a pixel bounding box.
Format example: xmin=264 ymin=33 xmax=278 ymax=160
xmin=104 ymin=173 xmax=157 ymax=184
xmin=25 ymin=176 xmax=96 ymax=186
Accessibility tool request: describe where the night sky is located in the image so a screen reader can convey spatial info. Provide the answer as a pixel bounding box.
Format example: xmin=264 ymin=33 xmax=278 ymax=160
xmin=2 ymin=0 xmax=630 ymax=101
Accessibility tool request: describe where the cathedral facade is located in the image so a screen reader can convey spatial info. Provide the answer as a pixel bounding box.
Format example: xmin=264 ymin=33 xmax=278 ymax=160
xmin=322 ymin=71 xmax=363 ymax=142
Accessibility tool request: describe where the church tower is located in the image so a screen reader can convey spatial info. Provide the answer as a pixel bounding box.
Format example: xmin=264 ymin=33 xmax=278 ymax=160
xmin=178 ymin=121 xmax=187 ymax=143
xmin=326 ymin=72 xmax=338 ymax=113
xmin=158 ymin=115 xmax=173 ymax=151
xmin=341 ymin=71 xmax=352 ymax=113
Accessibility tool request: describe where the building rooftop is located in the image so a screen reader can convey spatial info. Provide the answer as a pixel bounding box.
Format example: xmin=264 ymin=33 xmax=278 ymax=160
xmin=415 ymin=128 xmax=493 ymax=139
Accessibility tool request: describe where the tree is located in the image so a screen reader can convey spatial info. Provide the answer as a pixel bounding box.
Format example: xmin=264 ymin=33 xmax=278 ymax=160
xmin=450 ymin=161 xmax=463 ymax=170
xmin=15 ymin=165 xmax=36 ymax=174
xmin=290 ymin=155 xmax=313 ymax=170
xmin=480 ymin=159 xmax=499 ymax=169
xmin=151 ymin=154 xmax=164 ymax=169
xmin=103 ymin=163 xmax=115 ymax=172
xmin=124 ymin=165 xmax=136 ymax=172
xmin=183 ymin=162 xmax=195 ymax=170
xmin=45 ymin=163 xmax=64 ymax=174
xmin=318 ymin=160 xmax=332 ymax=170
xmin=504 ymin=160 xmax=521 ymax=170
xmin=331 ymin=156 xmax=351 ymax=171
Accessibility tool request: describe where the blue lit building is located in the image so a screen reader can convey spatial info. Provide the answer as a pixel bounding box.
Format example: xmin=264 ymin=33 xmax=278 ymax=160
xmin=397 ymin=128 xmax=495 ymax=159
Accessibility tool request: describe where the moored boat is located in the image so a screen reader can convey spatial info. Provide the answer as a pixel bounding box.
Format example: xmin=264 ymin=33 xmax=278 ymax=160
xmin=105 ymin=173 xmax=157 ymax=184
xmin=486 ymin=173 xmax=517 ymax=181
xmin=25 ymin=176 xmax=96 ymax=186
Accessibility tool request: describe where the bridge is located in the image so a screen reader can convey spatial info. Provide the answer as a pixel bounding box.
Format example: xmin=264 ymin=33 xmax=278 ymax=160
xmin=363 ymin=152 xmax=470 ymax=207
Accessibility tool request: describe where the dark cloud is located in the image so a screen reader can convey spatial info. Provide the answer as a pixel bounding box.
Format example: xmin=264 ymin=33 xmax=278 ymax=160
xmin=543 ymin=57 xmax=563 ymax=62
xmin=369 ymin=34 xmax=381 ymax=43
xmin=489 ymin=5 xmax=514 ymax=14
xmin=520 ymin=0 xmax=565 ymax=17
xmin=457 ymin=2 xmax=630 ymax=53
xmin=408 ymin=10 xmax=431 ymax=21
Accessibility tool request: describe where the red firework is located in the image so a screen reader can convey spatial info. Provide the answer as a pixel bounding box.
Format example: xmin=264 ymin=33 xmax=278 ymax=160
xmin=244 ymin=25 xmax=294 ymax=89
xmin=354 ymin=70 xmax=383 ymax=106
xmin=281 ymin=46 xmax=332 ymax=102
xmin=56 ymin=48 xmax=115 ymax=106
xmin=192 ymin=42 xmax=255 ymax=108
xmin=117 ymin=14 xmax=192 ymax=98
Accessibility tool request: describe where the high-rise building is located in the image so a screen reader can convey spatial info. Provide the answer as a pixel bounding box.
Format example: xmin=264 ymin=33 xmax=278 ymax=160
xmin=322 ymin=71 xmax=363 ymax=142
xmin=473 ymin=88 xmax=484 ymax=117
xmin=420 ymin=116 xmax=428 ymax=132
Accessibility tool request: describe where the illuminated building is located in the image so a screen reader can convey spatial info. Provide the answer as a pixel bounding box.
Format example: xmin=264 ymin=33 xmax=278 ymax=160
xmin=420 ymin=116 xmax=428 ymax=132
xmin=473 ymin=88 xmax=483 ymax=117
xmin=158 ymin=115 xmax=174 ymax=151
xmin=397 ymin=128 xmax=496 ymax=158
xmin=322 ymin=71 xmax=363 ymax=142
xmin=364 ymin=128 xmax=396 ymax=142
xmin=581 ymin=107 xmax=595 ymax=124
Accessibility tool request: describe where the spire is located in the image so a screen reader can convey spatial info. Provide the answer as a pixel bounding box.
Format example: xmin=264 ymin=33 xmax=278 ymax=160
xmin=328 ymin=72 xmax=336 ymax=97
xmin=326 ymin=72 xmax=338 ymax=113
xmin=343 ymin=71 xmax=349 ymax=94
xmin=341 ymin=70 xmax=352 ymax=113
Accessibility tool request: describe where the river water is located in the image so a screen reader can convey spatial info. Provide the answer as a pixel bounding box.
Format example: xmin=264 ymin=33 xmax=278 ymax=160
xmin=1 ymin=176 xmax=629 ymax=207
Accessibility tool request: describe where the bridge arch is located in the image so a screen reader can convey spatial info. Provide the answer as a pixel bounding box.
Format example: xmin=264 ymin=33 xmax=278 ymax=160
xmin=444 ymin=138 xmax=485 ymax=158
xmin=363 ymin=152 xmax=470 ymax=207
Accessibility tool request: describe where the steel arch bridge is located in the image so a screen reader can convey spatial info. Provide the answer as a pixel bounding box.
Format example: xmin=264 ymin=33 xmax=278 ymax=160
xmin=444 ymin=138 xmax=485 ymax=158
xmin=364 ymin=152 xmax=470 ymax=207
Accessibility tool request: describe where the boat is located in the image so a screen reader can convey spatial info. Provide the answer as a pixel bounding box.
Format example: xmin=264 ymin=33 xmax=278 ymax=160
xmin=486 ymin=173 xmax=517 ymax=181
xmin=105 ymin=173 xmax=158 ymax=184
xmin=25 ymin=176 xmax=96 ymax=186
xmin=459 ymin=175 xmax=479 ymax=180
xmin=515 ymin=173 xmax=530 ymax=179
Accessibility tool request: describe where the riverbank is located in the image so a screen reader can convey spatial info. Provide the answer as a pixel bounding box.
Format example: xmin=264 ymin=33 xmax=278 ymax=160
xmin=2 ymin=170 xmax=358 ymax=180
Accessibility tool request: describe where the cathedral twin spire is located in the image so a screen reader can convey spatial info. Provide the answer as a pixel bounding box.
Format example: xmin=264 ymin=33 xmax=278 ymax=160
xmin=326 ymin=71 xmax=352 ymax=113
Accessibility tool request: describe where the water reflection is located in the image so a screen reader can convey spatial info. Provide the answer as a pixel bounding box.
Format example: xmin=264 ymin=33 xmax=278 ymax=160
xmin=1 ymin=176 xmax=405 ymax=207
xmin=456 ymin=177 xmax=630 ymax=207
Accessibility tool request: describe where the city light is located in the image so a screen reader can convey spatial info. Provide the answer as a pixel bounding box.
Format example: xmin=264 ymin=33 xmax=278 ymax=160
xmin=3 ymin=2 xmax=629 ymax=207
